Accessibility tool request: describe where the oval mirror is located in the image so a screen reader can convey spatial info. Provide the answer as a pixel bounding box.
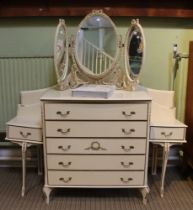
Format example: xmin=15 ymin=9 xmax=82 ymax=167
xmin=75 ymin=11 xmax=119 ymax=78
xmin=125 ymin=19 xmax=145 ymax=81
xmin=54 ymin=19 xmax=68 ymax=89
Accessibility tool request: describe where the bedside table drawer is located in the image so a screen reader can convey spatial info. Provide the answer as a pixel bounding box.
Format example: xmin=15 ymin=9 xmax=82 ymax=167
xmin=44 ymin=103 xmax=148 ymax=120
xmin=7 ymin=125 xmax=42 ymax=141
xmin=150 ymin=126 xmax=186 ymax=140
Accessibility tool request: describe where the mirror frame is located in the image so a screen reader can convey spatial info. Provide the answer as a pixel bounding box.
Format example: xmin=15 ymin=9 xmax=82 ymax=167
xmin=54 ymin=19 xmax=69 ymax=90
xmin=73 ymin=10 xmax=120 ymax=80
xmin=124 ymin=19 xmax=145 ymax=84
xmin=53 ymin=13 xmax=146 ymax=91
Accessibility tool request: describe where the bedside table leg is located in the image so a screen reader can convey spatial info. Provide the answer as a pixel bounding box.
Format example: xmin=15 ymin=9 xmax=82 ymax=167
xmin=160 ymin=143 xmax=170 ymax=198
xmin=21 ymin=142 xmax=27 ymax=197
xmin=37 ymin=145 xmax=43 ymax=175
xmin=152 ymin=144 xmax=158 ymax=175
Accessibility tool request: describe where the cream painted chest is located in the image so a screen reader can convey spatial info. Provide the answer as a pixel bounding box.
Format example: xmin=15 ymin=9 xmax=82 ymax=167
xmin=41 ymin=88 xmax=151 ymax=204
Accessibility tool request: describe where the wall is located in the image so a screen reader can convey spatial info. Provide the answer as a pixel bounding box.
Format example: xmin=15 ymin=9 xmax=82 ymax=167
xmin=1 ymin=16 xmax=193 ymax=125
xmin=1 ymin=15 xmax=193 ymax=166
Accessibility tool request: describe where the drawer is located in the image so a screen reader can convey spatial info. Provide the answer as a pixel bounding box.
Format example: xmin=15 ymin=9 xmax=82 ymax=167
xmin=47 ymin=155 xmax=145 ymax=170
xmin=44 ymin=103 xmax=148 ymax=120
xmin=48 ymin=171 xmax=144 ymax=186
xmin=46 ymin=138 xmax=146 ymax=154
xmin=150 ymin=126 xmax=186 ymax=140
xmin=7 ymin=125 xmax=42 ymax=142
xmin=45 ymin=121 xmax=147 ymax=138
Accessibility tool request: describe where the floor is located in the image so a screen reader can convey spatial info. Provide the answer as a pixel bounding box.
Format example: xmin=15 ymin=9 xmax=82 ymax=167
xmin=0 ymin=167 xmax=193 ymax=210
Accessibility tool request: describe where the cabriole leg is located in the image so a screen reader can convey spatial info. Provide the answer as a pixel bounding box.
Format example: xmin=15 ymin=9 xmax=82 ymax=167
xmin=43 ymin=186 xmax=53 ymax=204
xmin=140 ymin=187 xmax=150 ymax=205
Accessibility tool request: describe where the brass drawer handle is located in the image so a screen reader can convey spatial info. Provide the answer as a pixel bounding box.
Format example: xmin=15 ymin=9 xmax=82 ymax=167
xmin=85 ymin=141 xmax=107 ymax=151
xmin=121 ymin=161 xmax=134 ymax=168
xmin=121 ymin=145 xmax=135 ymax=152
xmin=19 ymin=131 xmax=31 ymax=138
xmin=56 ymin=111 xmax=70 ymax=118
xmin=58 ymin=161 xmax=72 ymax=167
xmin=57 ymin=128 xmax=71 ymax=135
xmin=58 ymin=145 xmax=71 ymax=151
xmin=161 ymin=131 xmax=173 ymax=138
xmin=122 ymin=111 xmax=136 ymax=117
xmin=122 ymin=128 xmax=135 ymax=135
xmin=59 ymin=177 xmax=72 ymax=183
xmin=120 ymin=177 xmax=133 ymax=184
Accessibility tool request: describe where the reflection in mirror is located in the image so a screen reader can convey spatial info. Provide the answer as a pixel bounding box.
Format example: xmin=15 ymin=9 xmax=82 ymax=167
xmin=75 ymin=11 xmax=118 ymax=77
xmin=129 ymin=28 xmax=143 ymax=76
xmin=54 ymin=19 xmax=68 ymax=89
xmin=125 ymin=19 xmax=145 ymax=81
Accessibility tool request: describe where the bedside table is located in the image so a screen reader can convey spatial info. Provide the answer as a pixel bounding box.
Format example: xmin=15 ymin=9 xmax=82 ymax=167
xmin=149 ymin=119 xmax=187 ymax=197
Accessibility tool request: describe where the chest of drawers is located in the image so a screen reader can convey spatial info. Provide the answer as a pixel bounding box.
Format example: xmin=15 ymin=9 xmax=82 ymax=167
xmin=41 ymin=89 xmax=151 ymax=204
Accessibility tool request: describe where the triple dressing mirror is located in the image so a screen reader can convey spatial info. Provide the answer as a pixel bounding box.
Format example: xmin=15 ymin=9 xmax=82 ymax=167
xmin=54 ymin=10 xmax=145 ymax=91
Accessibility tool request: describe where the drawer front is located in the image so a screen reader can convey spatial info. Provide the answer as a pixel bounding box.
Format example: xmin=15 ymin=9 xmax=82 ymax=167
xmin=44 ymin=103 xmax=148 ymax=120
xmin=48 ymin=171 xmax=144 ymax=186
xmin=46 ymin=138 xmax=146 ymax=154
xmin=7 ymin=125 xmax=42 ymax=141
xmin=150 ymin=126 xmax=185 ymax=140
xmin=45 ymin=121 xmax=147 ymax=138
xmin=47 ymin=155 xmax=145 ymax=170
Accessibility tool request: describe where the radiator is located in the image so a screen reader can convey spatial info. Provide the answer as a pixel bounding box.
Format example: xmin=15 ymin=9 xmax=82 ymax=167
xmin=0 ymin=57 xmax=56 ymax=133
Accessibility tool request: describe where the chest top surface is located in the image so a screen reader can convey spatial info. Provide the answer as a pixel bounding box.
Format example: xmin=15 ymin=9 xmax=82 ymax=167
xmin=41 ymin=88 xmax=152 ymax=102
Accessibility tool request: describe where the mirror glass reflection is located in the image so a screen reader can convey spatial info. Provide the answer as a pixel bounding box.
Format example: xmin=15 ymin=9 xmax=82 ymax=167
xmin=75 ymin=15 xmax=117 ymax=76
xmin=128 ymin=26 xmax=144 ymax=79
